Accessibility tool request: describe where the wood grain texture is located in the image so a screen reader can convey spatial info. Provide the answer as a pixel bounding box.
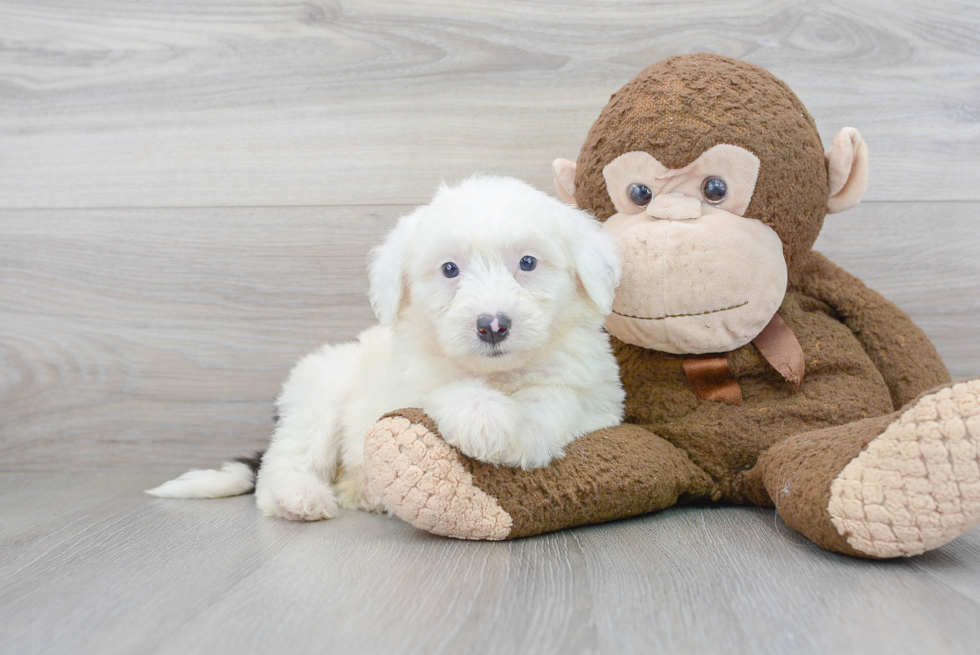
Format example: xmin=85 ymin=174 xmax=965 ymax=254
xmin=0 ymin=472 xmax=978 ymax=655
xmin=1 ymin=2 xmax=979 ymax=654
xmin=1 ymin=0 xmax=979 ymax=208
xmin=2 ymin=202 xmax=978 ymax=471
xmin=0 ymin=205 xmax=398 ymax=470
xmin=813 ymin=203 xmax=980 ymax=381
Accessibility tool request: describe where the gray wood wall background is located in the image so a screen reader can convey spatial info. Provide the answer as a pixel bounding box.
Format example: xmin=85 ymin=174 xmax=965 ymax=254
xmin=2 ymin=0 xmax=979 ymax=471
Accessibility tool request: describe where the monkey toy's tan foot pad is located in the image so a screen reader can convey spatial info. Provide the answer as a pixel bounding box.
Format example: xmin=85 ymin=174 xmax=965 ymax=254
xmin=829 ymin=380 xmax=980 ymax=558
xmin=363 ymin=409 xmax=513 ymax=540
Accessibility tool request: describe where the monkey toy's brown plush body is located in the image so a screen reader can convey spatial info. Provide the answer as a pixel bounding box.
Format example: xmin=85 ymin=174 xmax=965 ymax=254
xmin=362 ymin=54 xmax=980 ymax=558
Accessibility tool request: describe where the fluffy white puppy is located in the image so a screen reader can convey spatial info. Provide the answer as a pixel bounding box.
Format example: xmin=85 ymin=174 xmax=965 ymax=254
xmin=147 ymin=176 xmax=624 ymax=521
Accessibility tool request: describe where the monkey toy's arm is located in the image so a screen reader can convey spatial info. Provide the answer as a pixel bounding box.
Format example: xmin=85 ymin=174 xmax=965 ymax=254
xmin=793 ymin=250 xmax=951 ymax=409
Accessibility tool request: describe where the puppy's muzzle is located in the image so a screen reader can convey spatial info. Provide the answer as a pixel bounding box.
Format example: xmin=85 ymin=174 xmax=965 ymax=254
xmin=476 ymin=313 xmax=510 ymax=345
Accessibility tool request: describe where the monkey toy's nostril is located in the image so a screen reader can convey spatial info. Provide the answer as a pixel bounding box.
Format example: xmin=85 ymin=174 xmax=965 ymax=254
xmin=476 ymin=313 xmax=510 ymax=345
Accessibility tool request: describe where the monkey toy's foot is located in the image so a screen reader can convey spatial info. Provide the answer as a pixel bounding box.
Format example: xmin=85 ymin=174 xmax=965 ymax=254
xmin=363 ymin=409 xmax=715 ymax=541
xmin=827 ymin=380 xmax=980 ymax=557
xmin=363 ymin=409 xmax=514 ymax=540
xmin=760 ymin=380 xmax=980 ymax=558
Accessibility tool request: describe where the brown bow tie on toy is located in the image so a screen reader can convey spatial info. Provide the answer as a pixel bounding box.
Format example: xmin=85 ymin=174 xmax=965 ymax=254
xmin=683 ymin=313 xmax=805 ymax=406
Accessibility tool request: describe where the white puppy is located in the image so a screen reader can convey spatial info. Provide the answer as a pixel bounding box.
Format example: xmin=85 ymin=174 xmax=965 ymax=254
xmin=147 ymin=176 xmax=624 ymax=521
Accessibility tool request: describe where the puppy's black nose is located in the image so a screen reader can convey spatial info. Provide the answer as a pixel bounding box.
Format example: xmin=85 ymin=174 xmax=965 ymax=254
xmin=476 ymin=313 xmax=510 ymax=345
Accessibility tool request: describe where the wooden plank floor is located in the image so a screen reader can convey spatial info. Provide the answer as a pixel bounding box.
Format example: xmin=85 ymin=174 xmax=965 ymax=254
xmin=1 ymin=1 xmax=979 ymax=654
xmin=2 ymin=472 xmax=979 ymax=655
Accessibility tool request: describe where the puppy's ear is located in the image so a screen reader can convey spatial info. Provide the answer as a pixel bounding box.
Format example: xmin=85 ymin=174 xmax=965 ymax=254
xmin=566 ymin=207 xmax=622 ymax=315
xmin=368 ymin=208 xmax=420 ymax=326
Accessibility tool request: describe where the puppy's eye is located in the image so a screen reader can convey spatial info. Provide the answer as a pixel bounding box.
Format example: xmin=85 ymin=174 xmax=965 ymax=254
xmin=519 ymin=255 xmax=537 ymax=272
xmin=628 ymin=183 xmax=653 ymax=207
xmin=441 ymin=262 xmax=459 ymax=278
xmin=701 ymin=176 xmax=728 ymax=204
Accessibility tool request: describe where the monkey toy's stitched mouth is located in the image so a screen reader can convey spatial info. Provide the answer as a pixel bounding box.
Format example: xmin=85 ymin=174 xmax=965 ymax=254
xmin=613 ymin=300 xmax=748 ymax=321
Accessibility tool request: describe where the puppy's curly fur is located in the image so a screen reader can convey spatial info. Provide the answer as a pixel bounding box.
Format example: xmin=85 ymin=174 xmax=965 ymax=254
xmin=148 ymin=176 xmax=624 ymax=521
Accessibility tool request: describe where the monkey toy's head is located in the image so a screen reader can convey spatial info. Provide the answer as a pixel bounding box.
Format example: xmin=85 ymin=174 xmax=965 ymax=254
xmin=553 ymin=53 xmax=868 ymax=355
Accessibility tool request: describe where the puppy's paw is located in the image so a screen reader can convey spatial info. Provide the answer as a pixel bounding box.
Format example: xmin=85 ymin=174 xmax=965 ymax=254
xmin=516 ymin=438 xmax=561 ymax=470
xmin=334 ymin=465 xmax=386 ymax=513
xmin=510 ymin=415 xmax=565 ymax=469
xmin=256 ymin=474 xmax=338 ymax=521
xmin=425 ymin=382 xmax=522 ymax=465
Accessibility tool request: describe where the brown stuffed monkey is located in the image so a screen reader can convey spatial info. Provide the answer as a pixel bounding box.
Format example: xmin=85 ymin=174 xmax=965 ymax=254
xmin=362 ymin=53 xmax=980 ymax=558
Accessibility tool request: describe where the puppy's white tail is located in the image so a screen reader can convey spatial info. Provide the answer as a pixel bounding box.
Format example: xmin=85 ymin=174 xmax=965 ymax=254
xmin=146 ymin=460 xmax=257 ymax=499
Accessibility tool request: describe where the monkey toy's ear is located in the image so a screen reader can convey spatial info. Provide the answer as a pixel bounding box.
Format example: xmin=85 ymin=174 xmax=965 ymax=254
xmin=552 ymin=158 xmax=578 ymax=206
xmin=825 ymin=127 xmax=869 ymax=214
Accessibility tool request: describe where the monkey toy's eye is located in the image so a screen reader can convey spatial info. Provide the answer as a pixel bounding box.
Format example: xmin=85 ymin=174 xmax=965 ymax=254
xmin=519 ymin=255 xmax=537 ymax=272
xmin=441 ymin=262 xmax=459 ymax=278
xmin=627 ymin=183 xmax=654 ymax=207
xmin=701 ymin=176 xmax=728 ymax=204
